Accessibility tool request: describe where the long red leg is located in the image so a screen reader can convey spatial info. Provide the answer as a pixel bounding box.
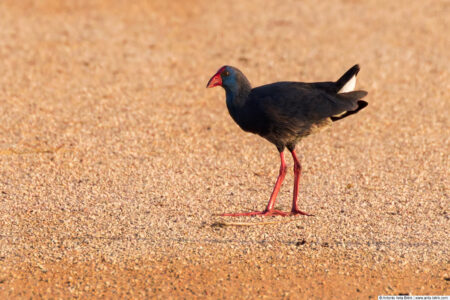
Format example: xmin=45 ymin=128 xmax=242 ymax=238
xmin=219 ymin=152 xmax=289 ymax=217
xmin=290 ymin=150 xmax=313 ymax=216
xmin=263 ymin=151 xmax=287 ymax=212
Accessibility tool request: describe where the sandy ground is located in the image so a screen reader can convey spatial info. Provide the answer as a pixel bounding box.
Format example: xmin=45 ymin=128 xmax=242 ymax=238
xmin=0 ymin=0 xmax=449 ymax=298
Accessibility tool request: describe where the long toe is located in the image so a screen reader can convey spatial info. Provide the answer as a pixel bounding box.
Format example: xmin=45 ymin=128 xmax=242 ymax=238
xmin=262 ymin=209 xmax=291 ymax=217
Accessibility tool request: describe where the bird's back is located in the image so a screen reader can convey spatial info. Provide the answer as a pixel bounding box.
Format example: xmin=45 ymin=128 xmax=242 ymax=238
xmin=238 ymin=81 xmax=367 ymax=147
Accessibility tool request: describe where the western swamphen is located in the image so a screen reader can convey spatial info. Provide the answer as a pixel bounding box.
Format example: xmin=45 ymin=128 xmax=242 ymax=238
xmin=207 ymin=65 xmax=368 ymax=216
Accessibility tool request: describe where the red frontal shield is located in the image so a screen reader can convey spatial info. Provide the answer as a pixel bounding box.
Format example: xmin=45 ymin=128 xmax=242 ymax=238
xmin=206 ymin=66 xmax=226 ymax=88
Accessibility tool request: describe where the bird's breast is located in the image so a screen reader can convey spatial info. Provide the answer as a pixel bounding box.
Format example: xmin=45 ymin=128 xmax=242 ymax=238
xmin=233 ymin=107 xmax=270 ymax=136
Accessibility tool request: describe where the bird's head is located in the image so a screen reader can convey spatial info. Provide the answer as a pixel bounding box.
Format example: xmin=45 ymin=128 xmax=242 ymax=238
xmin=207 ymin=66 xmax=252 ymax=104
xmin=206 ymin=66 xmax=234 ymax=89
xmin=206 ymin=66 xmax=249 ymax=90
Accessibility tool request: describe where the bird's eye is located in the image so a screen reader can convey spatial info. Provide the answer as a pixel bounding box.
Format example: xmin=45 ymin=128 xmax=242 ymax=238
xmin=223 ymin=71 xmax=230 ymax=77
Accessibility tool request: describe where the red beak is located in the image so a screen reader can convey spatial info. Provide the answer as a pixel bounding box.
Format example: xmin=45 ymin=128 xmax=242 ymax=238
xmin=206 ymin=67 xmax=226 ymax=88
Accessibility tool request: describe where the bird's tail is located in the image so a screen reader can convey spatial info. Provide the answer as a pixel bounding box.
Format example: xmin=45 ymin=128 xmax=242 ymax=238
xmin=336 ymin=64 xmax=360 ymax=93
xmin=331 ymin=91 xmax=368 ymax=121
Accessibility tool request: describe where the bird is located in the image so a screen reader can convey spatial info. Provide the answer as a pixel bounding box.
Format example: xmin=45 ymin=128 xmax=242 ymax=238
xmin=206 ymin=64 xmax=368 ymax=216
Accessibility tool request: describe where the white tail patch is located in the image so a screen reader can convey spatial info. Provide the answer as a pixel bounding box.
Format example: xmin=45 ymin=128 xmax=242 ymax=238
xmin=338 ymin=75 xmax=356 ymax=93
xmin=332 ymin=111 xmax=346 ymax=117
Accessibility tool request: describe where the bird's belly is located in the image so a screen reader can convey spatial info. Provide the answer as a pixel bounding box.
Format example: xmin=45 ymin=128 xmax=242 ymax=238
xmin=309 ymin=118 xmax=332 ymax=134
xmin=294 ymin=118 xmax=332 ymax=138
xmin=263 ymin=118 xmax=333 ymax=146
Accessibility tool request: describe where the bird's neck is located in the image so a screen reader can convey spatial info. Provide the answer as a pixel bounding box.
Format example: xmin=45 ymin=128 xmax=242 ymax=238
xmin=222 ymin=78 xmax=255 ymax=133
xmin=224 ymin=81 xmax=251 ymax=112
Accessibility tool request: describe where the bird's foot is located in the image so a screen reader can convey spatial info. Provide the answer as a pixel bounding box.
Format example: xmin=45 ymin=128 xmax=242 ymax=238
xmin=218 ymin=209 xmax=290 ymax=217
xmin=290 ymin=209 xmax=314 ymax=216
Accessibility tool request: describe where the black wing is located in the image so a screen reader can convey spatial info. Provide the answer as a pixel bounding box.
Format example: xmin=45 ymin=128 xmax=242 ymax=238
xmin=249 ymin=82 xmax=364 ymax=124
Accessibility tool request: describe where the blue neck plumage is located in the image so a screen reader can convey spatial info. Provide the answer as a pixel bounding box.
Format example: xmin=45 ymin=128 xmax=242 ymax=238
xmin=225 ymin=86 xmax=238 ymax=108
xmin=224 ymin=84 xmax=249 ymax=121
xmin=224 ymin=81 xmax=251 ymax=107
xmin=221 ymin=70 xmax=252 ymax=123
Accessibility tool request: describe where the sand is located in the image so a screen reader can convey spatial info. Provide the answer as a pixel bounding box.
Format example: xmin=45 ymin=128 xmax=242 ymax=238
xmin=0 ymin=0 xmax=449 ymax=298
